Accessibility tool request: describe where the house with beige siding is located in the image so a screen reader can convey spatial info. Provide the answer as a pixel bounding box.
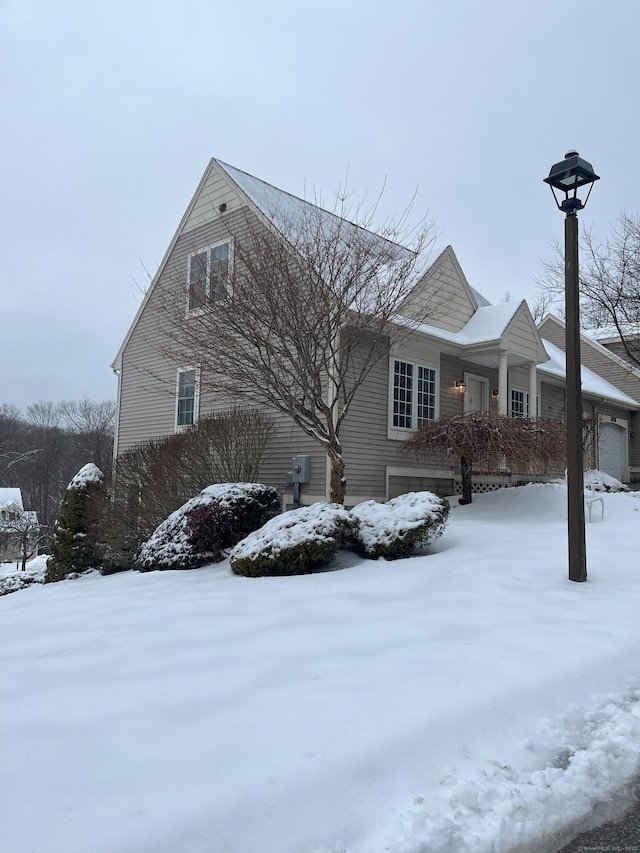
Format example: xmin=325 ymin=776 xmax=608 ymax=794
xmin=112 ymin=159 xmax=640 ymax=505
xmin=538 ymin=315 xmax=640 ymax=483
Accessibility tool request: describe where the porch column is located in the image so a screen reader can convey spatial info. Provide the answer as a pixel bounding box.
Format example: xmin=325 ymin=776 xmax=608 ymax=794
xmin=528 ymin=362 xmax=537 ymax=417
xmin=498 ymin=352 xmax=508 ymax=415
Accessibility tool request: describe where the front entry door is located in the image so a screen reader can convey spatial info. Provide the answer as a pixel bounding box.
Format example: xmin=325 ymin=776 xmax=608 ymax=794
xmin=464 ymin=375 xmax=489 ymax=413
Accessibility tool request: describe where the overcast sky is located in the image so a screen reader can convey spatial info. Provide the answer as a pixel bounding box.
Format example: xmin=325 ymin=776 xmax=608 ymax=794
xmin=2 ymin=0 xmax=638 ymax=413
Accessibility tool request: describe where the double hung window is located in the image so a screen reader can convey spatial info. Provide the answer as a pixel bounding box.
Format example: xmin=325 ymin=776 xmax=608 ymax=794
xmin=188 ymin=241 xmax=230 ymax=310
xmin=392 ymin=358 xmax=437 ymax=430
xmin=176 ymin=369 xmax=198 ymax=427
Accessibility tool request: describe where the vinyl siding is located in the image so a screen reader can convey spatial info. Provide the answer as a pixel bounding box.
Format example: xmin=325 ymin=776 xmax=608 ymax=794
xmin=539 ymin=318 xmax=640 ymax=471
xmin=182 ymin=168 xmax=239 ymax=233
xmin=540 ymin=318 xmax=640 ymax=404
xmin=503 ymin=309 xmax=544 ymax=363
xmin=538 ymin=318 xmax=565 ymax=350
xmin=399 ymin=248 xmax=476 ymax=332
xmin=540 ymin=381 xmax=565 ymax=421
xmin=117 ymin=203 xmax=331 ymax=500
xmin=117 ymin=208 xmax=252 ymax=455
xmin=340 ymin=350 xmax=506 ymax=502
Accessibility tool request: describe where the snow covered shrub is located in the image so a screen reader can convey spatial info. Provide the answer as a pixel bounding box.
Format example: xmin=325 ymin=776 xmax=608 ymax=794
xmin=206 ymin=482 xmax=281 ymax=544
xmin=350 ymin=491 xmax=450 ymax=560
xmin=105 ymin=409 xmax=274 ymax=570
xmin=45 ymin=464 xmax=106 ymax=582
xmin=186 ymin=504 xmax=234 ymax=554
xmin=229 ymin=503 xmax=359 ymax=578
xmin=136 ymin=483 xmax=280 ymax=572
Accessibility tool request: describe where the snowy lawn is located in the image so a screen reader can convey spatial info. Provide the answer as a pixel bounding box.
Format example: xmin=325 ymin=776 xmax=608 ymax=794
xmin=2 ymin=482 xmax=640 ymax=853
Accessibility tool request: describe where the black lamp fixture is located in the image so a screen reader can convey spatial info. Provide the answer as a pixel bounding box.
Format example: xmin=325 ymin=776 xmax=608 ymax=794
xmin=544 ymin=150 xmax=599 ymax=583
xmin=544 ymin=150 xmax=600 ymax=214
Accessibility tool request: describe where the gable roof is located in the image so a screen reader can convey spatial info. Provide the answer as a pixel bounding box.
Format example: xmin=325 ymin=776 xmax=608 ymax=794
xmin=216 ymin=160 xmax=411 ymax=261
xmin=539 ymin=313 xmax=640 ymax=390
xmin=0 ymin=488 xmax=23 ymax=511
xmin=401 ymin=299 xmax=549 ymax=366
xmin=539 ymin=339 xmax=640 ymax=408
xmin=458 ymin=301 xmax=534 ymax=345
xmin=399 ymin=245 xmax=479 ymax=327
xmin=112 ymin=159 xmax=413 ymax=371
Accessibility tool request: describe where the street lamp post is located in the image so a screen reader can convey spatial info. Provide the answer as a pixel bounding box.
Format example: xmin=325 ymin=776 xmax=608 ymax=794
xmin=544 ymin=151 xmax=600 ymax=583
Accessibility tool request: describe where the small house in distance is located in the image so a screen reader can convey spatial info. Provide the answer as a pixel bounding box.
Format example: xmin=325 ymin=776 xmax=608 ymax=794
xmin=0 ymin=488 xmax=39 ymax=563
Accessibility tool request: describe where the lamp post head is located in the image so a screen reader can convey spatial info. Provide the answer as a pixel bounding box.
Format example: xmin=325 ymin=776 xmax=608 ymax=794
xmin=544 ymin=150 xmax=600 ymax=214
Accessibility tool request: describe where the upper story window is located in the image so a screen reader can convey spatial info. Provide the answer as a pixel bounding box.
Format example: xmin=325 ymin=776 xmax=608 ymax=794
xmin=176 ymin=368 xmax=198 ymax=428
xmin=391 ymin=358 xmax=437 ymax=430
xmin=188 ymin=241 xmax=230 ymax=311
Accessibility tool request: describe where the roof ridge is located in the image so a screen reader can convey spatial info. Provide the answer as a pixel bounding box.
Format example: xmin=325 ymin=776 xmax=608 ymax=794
xmin=215 ymin=158 xmax=415 ymax=255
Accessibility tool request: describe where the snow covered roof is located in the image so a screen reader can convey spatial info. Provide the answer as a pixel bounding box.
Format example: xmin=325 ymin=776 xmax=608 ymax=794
xmin=454 ymin=301 xmax=527 ymax=345
xmin=539 ymin=339 xmax=640 ymax=408
xmin=540 ymin=314 xmax=640 ymax=384
xmin=469 ymin=286 xmax=492 ymax=308
xmin=112 ymin=158 xmax=415 ymax=373
xmin=0 ymin=488 xmax=23 ymax=511
xmin=215 ymin=159 xmax=413 ymax=263
xmin=397 ymin=300 xmax=547 ymax=361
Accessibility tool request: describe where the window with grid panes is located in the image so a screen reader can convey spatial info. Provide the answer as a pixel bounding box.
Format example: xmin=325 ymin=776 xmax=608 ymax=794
xmin=176 ymin=369 xmax=197 ymax=427
xmin=188 ymin=241 xmax=230 ymax=310
xmin=392 ymin=359 xmax=436 ymax=429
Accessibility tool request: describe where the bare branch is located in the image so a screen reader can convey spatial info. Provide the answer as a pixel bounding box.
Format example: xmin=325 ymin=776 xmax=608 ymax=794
xmin=152 ymin=186 xmax=438 ymax=502
xmin=536 ymin=211 xmax=640 ymax=367
xmin=404 ymin=412 xmax=567 ymax=504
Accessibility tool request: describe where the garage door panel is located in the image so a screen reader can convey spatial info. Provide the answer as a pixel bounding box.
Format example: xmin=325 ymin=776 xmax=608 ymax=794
xmin=598 ymin=422 xmax=623 ymax=480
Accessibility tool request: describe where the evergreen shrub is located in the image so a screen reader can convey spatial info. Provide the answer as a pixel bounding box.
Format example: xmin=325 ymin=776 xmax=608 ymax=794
xmin=349 ymin=491 xmax=450 ymax=560
xmin=136 ymin=483 xmax=280 ymax=572
xmin=229 ymin=503 xmax=359 ymax=577
xmin=45 ymin=463 xmax=105 ymax=583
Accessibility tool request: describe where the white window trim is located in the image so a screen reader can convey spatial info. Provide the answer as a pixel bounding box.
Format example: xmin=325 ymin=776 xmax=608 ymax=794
xmin=510 ymin=387 xmax=540 ymax=418
xmin=175 ymin=366 xmax=200 ymax=431
xmin=186 ymin=238 xmax=233 ymax=314
xmin=387 ymin=355 xmax=439 ymax=441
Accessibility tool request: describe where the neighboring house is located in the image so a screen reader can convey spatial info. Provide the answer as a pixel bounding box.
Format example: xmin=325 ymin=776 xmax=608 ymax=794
xmin=0 ymin=488 xmax=39 ymax=563
xmin=539 ymin=315 xmax=640 ymax=483
xmin=112 ymin=159 xmax=640 ymax=504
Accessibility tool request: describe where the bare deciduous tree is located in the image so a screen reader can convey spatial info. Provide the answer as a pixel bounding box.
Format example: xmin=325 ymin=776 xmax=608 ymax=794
xmin=59 ymin=399 xmax=116 ymax=476
xmin=404 ymin=412 xmax=567 ymax=504
xmin=1 ymin=399 xmax=115 ymax=530
xmin=155 ymin=192 xmax=438 ymax=503
xmin=536 ymin=211 xmax=640 ymax=366
xmin=0 ymin=511 xmax=44 ymax=571
xmin=102 ymin=408 xmax=274 ymax=570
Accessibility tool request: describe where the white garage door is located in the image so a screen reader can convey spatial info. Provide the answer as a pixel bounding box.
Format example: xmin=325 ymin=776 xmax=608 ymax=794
xmin=598 ymin=422 xmax=624 ymax=481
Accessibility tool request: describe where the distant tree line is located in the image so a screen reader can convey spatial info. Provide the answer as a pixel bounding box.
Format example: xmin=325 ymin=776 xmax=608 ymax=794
xmin=0 ymin=399 xmax=115 ymax=533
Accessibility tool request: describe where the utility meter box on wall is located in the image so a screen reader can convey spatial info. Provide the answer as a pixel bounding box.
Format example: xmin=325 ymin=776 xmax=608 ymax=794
xmin=290 ymin=455 xmax=310 ymax=483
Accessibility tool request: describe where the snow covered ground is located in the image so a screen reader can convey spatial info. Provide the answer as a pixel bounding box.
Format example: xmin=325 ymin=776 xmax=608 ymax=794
xmin=2 ymin=480 xmax=640 ymax=853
